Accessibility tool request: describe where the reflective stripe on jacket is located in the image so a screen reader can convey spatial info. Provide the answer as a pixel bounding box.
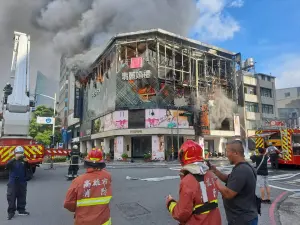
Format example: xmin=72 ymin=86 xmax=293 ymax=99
xmin=167 ymin=171 xmax=222 ymax=225
xmin=64 ymin=168 xmax=112 ymax=225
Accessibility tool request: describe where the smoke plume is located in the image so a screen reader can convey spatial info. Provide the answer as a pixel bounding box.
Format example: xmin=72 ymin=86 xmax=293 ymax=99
xmin=0 ymin=0 xmax=200 ymax=93
xmin=209 ymin=88 xmax=237 ymax=130
xmin=37 ymin=0 xmax=199 ymax=71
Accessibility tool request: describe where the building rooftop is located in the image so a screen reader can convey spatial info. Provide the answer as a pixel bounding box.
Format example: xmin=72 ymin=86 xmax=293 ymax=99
xmin=91 ymin=28 xmax=237 ymax=68
xmin=255 ymin=72 xmax=276 ymax=78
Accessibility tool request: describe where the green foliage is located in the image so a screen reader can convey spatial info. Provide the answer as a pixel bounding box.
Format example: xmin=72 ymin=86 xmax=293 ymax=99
xmin=35 ymin=130 xmax=52 ymax=146
xmin=44 ymin=156 xmax=67 ymax=163
xmin=29 ymin=105 xmax=62 ymax=145
xmin=144 ymin=152 xmax=151 ymax=159
xmin=121 ymin=153 xmax=128 ymax=159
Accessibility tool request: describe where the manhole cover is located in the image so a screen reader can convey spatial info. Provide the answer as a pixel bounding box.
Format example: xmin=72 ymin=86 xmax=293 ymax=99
xmin=117 ymin=202 xmax=150 ymax=218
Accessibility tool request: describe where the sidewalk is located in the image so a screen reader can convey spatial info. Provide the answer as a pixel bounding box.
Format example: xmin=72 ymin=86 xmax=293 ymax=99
xmin=278 ymin=192 xmax=300 ymax=224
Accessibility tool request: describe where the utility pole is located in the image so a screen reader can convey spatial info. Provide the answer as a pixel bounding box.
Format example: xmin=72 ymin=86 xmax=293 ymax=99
xmin=36 ymin=92 xmax=57 ymax=170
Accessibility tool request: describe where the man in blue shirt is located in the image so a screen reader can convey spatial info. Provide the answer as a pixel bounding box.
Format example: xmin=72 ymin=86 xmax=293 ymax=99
xmin=6 ymin=146 xmax=30 ymax=220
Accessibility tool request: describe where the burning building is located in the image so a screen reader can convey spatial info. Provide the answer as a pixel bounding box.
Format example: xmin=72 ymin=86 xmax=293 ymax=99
xmin=76 ymin=29 xmax=240 ymax=159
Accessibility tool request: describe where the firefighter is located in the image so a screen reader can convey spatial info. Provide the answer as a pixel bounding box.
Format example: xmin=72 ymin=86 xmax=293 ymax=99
xmin=6 ymin=146 xmax=30 ymax=220
xmin=67 ymin=144 xmax=81 ymax=180
xmin=64 ymin=148 xmax=112 ymax=225
xmin=266 ymin=142 xmax=280 ymax=169
xmin=166 ymin=140 xmax=221 ymax=225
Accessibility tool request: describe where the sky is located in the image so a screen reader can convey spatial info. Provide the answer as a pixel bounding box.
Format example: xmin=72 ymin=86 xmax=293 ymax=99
xmin=191 ymin=0 xmax=300 ymax=89
xmin=0 ymin=0 xmax=299 ymax=92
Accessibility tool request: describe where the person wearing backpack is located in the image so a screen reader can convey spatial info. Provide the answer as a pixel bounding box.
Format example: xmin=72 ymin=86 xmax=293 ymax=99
xmin=250 ymin=148 xmax=271 ymax=204
xmin=6 ymin=146 xmax=31 ymax=220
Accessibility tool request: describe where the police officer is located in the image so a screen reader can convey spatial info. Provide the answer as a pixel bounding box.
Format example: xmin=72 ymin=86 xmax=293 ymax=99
xmin=6 ymin=146 xmax=30 ymax=220
xmin=67 ymin=144 xmax=81 ymax=179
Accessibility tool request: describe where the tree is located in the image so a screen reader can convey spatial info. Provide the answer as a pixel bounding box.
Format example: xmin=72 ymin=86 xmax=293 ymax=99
xmin=29 ymin=105 xmax=62 ymax=146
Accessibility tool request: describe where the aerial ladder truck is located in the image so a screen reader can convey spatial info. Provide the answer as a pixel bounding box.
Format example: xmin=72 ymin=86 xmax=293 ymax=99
xmin=0 ymin=31 xmax=45 ymax=176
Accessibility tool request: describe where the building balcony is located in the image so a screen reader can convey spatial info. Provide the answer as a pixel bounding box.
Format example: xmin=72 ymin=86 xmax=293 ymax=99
xmin=245 ymin=94 xmax=258 ymax=103
xmin=261 ymin=96 xmax=275 ymax=105
xmin=259 ymin=79 xmax=273 ymax=89
xmin=244 ymin=76 xmax=257 ymax=86
xmin=246 ymin=112 xmax=261 ymax=120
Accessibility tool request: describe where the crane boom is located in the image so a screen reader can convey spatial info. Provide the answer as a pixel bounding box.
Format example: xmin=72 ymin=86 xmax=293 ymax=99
xmin=2 ymin=31 xmax=31 ymax=136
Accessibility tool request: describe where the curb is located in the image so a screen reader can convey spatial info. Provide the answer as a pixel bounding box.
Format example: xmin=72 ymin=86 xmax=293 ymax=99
xmin=269 ymin=191 xmax=289 ymax=225
xmin=41 ymin=163 xmax=171 ymax=169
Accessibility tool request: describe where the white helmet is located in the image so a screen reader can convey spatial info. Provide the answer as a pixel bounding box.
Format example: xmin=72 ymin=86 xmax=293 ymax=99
xmin=15 ymin=146 xmax=24 ymax=154
xmin=73 ymin=145 xmax=78 ymax=150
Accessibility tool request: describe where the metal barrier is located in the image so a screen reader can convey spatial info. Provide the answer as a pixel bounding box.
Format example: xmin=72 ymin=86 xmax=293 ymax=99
xmin=44 ymin=149 xmax=72 ymax=170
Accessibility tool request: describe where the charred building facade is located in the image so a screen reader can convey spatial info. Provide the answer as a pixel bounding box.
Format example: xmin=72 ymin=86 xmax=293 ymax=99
xmin=77 ymin=29 xmax=240 ymax=159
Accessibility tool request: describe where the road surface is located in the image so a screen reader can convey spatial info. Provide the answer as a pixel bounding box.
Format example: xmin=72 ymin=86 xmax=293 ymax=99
xmin=0 ymin=162 xmax=299 ymax=225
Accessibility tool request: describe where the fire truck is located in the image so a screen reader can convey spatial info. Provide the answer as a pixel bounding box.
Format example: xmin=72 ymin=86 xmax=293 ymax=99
xmin=252 ymin=127 xmax=300 ymax=167
xmin=0 ymin=32 xmax=44 ymax=176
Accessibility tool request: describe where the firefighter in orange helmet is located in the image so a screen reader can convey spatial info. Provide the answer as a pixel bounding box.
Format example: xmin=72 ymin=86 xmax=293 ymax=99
xmin=64 ymin=148 xmax=112 ymax=225
xmin=166 ymin=140 xmax=221 ymax=225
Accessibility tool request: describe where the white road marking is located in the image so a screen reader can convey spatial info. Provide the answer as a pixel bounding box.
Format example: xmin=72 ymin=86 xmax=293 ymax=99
xmin=269 ymin=185 xmax=300 ymax=192
xmin=169 ymin=165 xmax=233 ymax=171
xmin=126 ymin=175 xmax=179 ymax=181
xmin=269 ymin=173 xmax=300 ymax=181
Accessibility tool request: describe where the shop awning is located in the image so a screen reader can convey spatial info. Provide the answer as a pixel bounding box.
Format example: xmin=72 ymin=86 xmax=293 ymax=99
xmin=248 ymin=132 xmax=278 ymax=138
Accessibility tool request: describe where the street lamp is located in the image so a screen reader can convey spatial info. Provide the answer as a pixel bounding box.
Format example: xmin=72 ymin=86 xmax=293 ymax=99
xmin=35 ymin=93 xmax=57 ymax=147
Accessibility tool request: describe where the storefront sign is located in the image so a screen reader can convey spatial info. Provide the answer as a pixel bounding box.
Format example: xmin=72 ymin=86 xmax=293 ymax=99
xmin=130 ymin=57 xmax=143 ymax=69
xmin=74 ymin=80 xmax=83 ymax=118
xmin=121 ymin=70 xmax=151 ymax=80
xmin=145 ymin=109 xmax=190 ymax=128
xmin=200 ymin=105 xmax=210 ymax=135
xmin=152 ymin=135 xmax=165 ymax=160
xmin=114 ymin=136 xmax=124 ymax=160
xmin=130 ymin=130 xmax=143 ymax=134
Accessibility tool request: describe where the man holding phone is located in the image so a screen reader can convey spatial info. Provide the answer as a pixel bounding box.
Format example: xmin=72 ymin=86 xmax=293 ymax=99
xmin=6 ymin=146 xmax=30 ymax=220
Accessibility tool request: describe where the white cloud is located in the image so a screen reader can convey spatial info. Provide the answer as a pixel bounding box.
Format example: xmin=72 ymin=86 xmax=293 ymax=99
xmin=194 ymin=0 xmax=243 ymax=41
xmin=264 ymin=54 xmax=300 ymax=89
xmin=229 ymin=0 xmax=244 ymax=8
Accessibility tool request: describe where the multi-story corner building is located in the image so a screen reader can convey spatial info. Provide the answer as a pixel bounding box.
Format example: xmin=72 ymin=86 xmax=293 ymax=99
xmin=66 ymin=70 xmax=81 ymax=148
xmin=276 ymin=87 xmax=300 ymax=128
xmin=58 ymin=56 xmax=69 ymax=127
xmin=77 ymin=29 xmax=241 ymax=159
xmin=34 ymin=71 xmax=58 ymax=107
xmin=59 ymin=56 xmax=81 ymax=148
xmin=240 ymin=72 xmax=277 ymax=136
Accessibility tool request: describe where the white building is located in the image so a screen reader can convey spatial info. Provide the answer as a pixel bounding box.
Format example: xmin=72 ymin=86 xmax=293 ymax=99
xmin=241 ymin=72 xmax=277 ymax=136
xmin=276 ymin=87 xmax=300 ymax=128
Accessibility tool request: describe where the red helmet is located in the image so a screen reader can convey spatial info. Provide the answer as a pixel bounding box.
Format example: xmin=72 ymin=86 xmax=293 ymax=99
xmin=178 ymin=140 xmax=203 ymax=166
xmin=85 ymin=148 xmax=104 ymax=163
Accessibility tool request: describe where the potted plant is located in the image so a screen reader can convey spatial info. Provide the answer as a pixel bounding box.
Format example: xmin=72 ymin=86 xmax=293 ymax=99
xmin=105 ymin=152 xmax=111 ymax=162
xmin=204 ymin=150 xmax=209 ymax=159
xmin=144 ymin=153 xmax=152 ymax=162
xmin=121 ymin=153 xmax=128 ymax=161
xmin=166 ymin=150 xmax=172 ymax=161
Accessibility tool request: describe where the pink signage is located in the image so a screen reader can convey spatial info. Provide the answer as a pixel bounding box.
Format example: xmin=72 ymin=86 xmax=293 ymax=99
xmin=130 ymin=57 xmax=143 ymax=69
